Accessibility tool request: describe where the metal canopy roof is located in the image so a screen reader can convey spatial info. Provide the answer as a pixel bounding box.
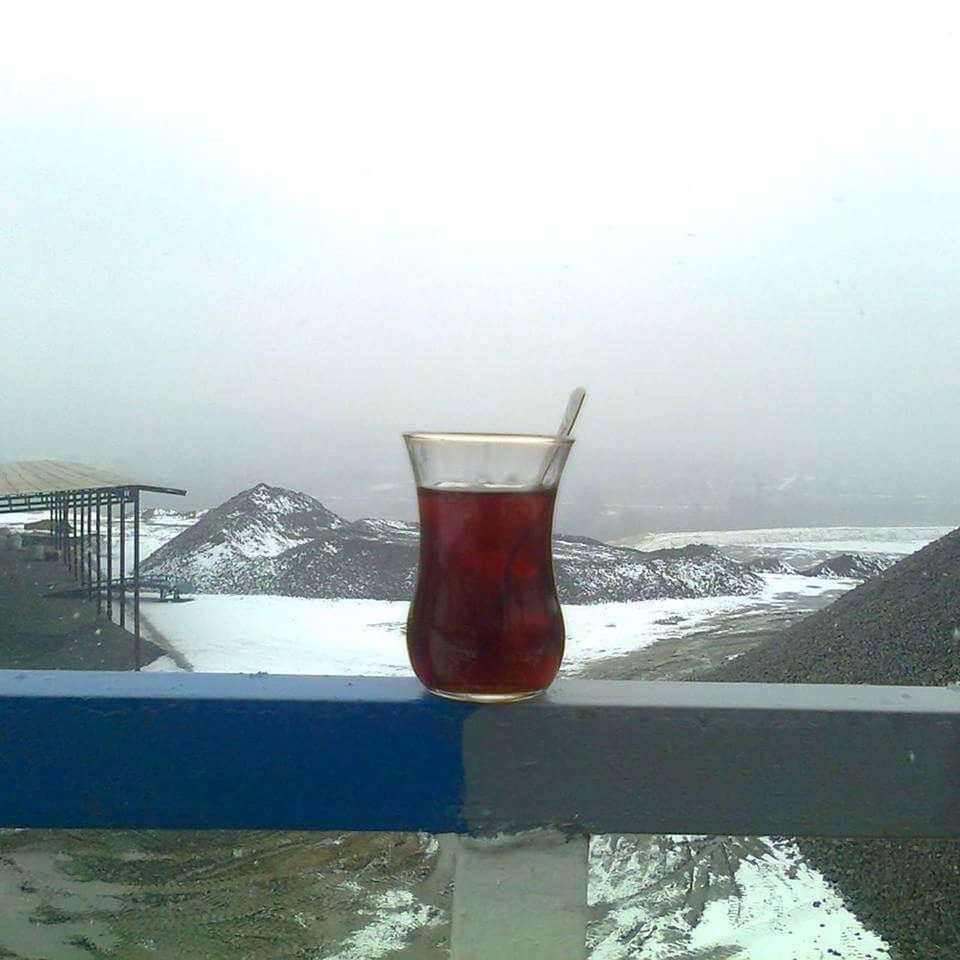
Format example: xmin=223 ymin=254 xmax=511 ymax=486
xmin=0 ymin=460 xmax=186 ymax=500
xmin=0 ymin=461 xmax=184 ymax=666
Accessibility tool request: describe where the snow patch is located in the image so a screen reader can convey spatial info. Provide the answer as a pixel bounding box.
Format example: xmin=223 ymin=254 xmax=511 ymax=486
xmin=588 ymin=835 xmax=889 ymax=960
xmin=324 ymin=888 xmax=443 ymax=960
xmin=622 ymin=525 xmax=950 ymax=557
xmin=140 ymin=573 xmax=852 ymax=678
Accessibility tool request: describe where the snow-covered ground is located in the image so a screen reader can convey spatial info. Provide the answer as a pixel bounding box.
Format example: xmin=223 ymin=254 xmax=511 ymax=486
xmin=0 ymin=508 xmax=195 ymax=569
xmin=0 ymin=511 xmax=55 ymax=532
xmin=620 ymin=525 xmax=952 ymax=569
xmin=141 ymin=574 xmax=851 ymax=676
xmin=126 ymin=514 xmax=198 ymax=564
xmin=622 ymin=524 xmax=951 ymax=553
xmin=143 ymin=596 xmax=410 ymax=675
xmin=589 ymin=836 xmax=889 ymax=960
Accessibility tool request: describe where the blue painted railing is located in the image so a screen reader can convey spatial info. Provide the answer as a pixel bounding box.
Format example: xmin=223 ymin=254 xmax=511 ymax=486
xmin=1 ymin=670 xmax=958 ymax=838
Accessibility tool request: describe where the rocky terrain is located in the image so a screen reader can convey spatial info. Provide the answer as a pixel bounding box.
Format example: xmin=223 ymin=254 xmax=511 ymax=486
xmin=143 ymin=485 xmax=344 ymax=593
xmin=745 ymin=555 xmax=797 ymax=574
xmin=144 ymin=484 xmax=763 ymax=603
xmin=713 ymin=528 xmax=959 ymax=687
xmin=140 ymin=506 xmax=207 ymax=524
xmin=708 ymin=526 xmax=960 ymax=959
xmin=799 ymin=551 xmax=897 ymax=580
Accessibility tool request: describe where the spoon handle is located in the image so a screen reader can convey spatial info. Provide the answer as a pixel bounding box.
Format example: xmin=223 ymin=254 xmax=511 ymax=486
xmin=538 ymin=387 xmax=586 ymax=486
xmin=558 ymin=387 xmax=586 ymax=438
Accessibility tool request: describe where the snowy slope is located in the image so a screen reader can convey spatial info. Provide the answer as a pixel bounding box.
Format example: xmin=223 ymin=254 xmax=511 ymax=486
xmin=271 ymin=519 xmax=421 ymax=599
xmin=141 ymin=506 xmax=207 ymax=525
xmin=554 ymin=538 xmax=761 ymax=602
xmin=2 ymin=506 xmax=201 ymax=571
xmin=588 ymin=835 xmax=888 ymax=959
xmin=621 ymin=525 xmax=951 ymax=563
xmin=143 ymin=485 xmax=761 ymax=602
xmin=143 ymin=483 xmax=344 ymax=591
xmin=800 ymin=552 xmax=898 ymax=580
xmin=141 ymin=574 xmax=848 ymax=677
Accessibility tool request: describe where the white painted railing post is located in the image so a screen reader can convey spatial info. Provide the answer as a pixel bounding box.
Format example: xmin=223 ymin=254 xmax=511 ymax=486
xmin=450 ymin=829 xmax=589 ymax=960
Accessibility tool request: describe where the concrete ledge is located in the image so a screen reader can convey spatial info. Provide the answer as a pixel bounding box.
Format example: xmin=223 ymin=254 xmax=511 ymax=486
xmin=0 ymin=671 xmax=958 ymax=836
xmin=464 ymin=679 xmax=960 ymax=837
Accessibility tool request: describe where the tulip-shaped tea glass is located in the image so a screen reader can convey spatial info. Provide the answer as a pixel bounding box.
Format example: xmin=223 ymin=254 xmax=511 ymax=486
xmin=404 ymin=432 xmax=574 ymax=702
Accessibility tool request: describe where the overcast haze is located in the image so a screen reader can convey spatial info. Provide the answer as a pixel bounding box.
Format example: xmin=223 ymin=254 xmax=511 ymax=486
xmin=2 ymin=3 xmax=958 ymax=534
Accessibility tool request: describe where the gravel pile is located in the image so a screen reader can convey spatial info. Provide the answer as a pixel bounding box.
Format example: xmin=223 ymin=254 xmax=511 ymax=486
xmin=706 ymin=526 xmax=960 ymax=959
xmin=798 ymin=551 xmax=897 ymax=581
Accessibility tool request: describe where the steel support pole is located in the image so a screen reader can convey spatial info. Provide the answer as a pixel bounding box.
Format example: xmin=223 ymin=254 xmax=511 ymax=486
xmin=119 ymin=489 xmax=126 ymax=629
xmin=80 ymin=493 xmax=85 ymax=591
xmin=80 ymin=493 xmax=86 ymax=593
xmin=86 ymin=492 xmax=93 ymax=597
xmin=84 ymin=492 xmax=90 ymax=591
xmin=79 ymin=492 xmax=85 ymax=585
xmin=134 ymin=488 xmax=141 ymax=670
xmin=95 ymin=492 xmax=102 ymax=615
xmin=107 ymin=493 xmax=114 ymax=622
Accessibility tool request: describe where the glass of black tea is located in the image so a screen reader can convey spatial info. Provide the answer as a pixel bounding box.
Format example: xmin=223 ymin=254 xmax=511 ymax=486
xmin=403 ymin=431 xmax=574 ymax=702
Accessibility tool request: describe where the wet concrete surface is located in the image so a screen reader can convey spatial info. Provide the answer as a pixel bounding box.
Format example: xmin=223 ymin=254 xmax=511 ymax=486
xmin=0 ymin=546 xmax=161 ymax=671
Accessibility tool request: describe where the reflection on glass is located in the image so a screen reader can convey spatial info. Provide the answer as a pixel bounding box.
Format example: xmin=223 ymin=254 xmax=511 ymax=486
xmin=0 ymin=830 xmax=902 ymax=959
xmin=0 ymin=831 xmax=449 ymax=960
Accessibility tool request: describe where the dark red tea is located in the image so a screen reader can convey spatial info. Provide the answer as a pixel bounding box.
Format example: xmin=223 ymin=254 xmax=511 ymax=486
xmin=407 ymin=486 xmax=564 ymax=699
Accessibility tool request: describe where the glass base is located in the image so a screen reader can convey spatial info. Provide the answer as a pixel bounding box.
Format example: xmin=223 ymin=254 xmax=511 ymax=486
xmin=426 ymin=686 xmax=547 ymax=704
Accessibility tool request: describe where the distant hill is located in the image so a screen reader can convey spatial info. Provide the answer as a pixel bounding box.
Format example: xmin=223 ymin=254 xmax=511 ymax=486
xmin=553 ymin=538 xmax=761 ymax=603
xmin=141 ymin=506 xmax=208 ymax=524
xmin=143 ymin=484 xmax=763 ymax=602
xmin=707 ymin=527 xmax=960 ymax=959
xmin=744 ymin=556 xmax=796 ymax=574
xmin=142 ymin=484 xmax=343 ymax=592
xmin=799 ymin=552 xmax=897 ymax=581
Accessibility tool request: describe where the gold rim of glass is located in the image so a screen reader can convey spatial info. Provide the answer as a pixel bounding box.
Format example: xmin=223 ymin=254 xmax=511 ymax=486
xmin=403 ymin=431 xmax=574 ymax=446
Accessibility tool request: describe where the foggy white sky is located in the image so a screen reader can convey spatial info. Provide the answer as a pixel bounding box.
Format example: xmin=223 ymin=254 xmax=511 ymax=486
xmin=2 ymin=2 xmax=958 ymax=522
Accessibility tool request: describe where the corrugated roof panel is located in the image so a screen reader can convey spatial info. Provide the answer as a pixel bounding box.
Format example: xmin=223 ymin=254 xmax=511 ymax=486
xmin=0 ymin=461 xmax=186 ymax=498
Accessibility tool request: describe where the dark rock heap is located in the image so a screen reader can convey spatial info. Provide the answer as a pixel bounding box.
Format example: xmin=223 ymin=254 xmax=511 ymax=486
xmin=708 ymin=527 xmax=960 ymax=959
xmin=799 ymin=552 xmax=897 ymax=581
